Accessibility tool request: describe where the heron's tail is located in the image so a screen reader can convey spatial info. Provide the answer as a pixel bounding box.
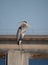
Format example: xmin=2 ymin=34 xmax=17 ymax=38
xmin=17 ymin=41 xmax=19 ymax=45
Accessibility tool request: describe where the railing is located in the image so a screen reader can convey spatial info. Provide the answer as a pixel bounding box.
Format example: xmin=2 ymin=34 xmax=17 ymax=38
xmin=0 ymin=35 xmax=48 ymax=59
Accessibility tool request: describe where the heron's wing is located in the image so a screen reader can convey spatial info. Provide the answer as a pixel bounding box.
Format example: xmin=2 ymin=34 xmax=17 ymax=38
xmin=16 ymin=27 xmax=21 ymax=41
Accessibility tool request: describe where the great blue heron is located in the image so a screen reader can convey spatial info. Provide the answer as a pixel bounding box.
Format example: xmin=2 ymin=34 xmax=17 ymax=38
xmin=16 ymin=21 xmax=30 ymax=45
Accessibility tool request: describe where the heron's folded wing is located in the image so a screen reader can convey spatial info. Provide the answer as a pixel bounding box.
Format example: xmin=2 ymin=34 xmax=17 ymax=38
xmin=16 ymin=28 xmax=21 ymax=41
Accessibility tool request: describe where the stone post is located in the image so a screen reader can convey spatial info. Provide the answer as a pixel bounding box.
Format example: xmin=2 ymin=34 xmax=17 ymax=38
xmin=8 ymin=50 xmax=29 ymax=65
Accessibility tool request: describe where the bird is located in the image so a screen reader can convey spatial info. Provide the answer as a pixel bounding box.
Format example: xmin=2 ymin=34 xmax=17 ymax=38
xmin=16 ymin=21 xmax=30 ymax=45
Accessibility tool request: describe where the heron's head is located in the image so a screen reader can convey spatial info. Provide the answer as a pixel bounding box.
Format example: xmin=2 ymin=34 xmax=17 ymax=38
xmin=21 ymin=21 xmax=31 ymax=28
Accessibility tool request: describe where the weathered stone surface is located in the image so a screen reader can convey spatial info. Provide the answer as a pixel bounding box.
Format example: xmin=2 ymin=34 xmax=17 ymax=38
xmin=8 ymin=50 xmax=29 ymax=65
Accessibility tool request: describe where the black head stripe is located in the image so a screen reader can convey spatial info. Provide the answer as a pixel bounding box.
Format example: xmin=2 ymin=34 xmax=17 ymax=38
xmin=23 ymin=21 xmax=27 ymax=23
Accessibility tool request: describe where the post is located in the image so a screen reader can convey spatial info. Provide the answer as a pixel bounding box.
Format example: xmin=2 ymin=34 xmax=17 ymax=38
xmin=8 ymin=50 xmax=29 ymax=65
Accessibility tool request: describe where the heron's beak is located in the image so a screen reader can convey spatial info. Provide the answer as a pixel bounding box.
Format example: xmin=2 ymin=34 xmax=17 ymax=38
xmin=27 ymin=24 xmax=32 ymax=28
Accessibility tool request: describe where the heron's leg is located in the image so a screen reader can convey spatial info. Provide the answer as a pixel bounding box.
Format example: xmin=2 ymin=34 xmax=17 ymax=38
xmin=19 ymin=40 xmax=22 ymax=51
xmin=21 ymin=42 xmax=23 ymax=50
xmin=17 ymin=45 xmax=19 ymax=50
xmin=19 ymin=42 xmax=24 ymax=52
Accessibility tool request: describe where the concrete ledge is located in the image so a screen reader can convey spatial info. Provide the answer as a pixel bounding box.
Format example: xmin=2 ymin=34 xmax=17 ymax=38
xmin=0 ymin=44 xmax=48 ymax=50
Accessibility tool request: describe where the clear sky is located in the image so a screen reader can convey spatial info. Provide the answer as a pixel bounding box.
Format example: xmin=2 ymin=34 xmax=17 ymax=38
xmin=0 ymin=0 xmax=48 ymax=35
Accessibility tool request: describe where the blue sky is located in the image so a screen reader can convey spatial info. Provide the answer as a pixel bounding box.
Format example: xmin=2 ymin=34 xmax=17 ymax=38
xmin=0 ymin=0 xmax=48 ymax=35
